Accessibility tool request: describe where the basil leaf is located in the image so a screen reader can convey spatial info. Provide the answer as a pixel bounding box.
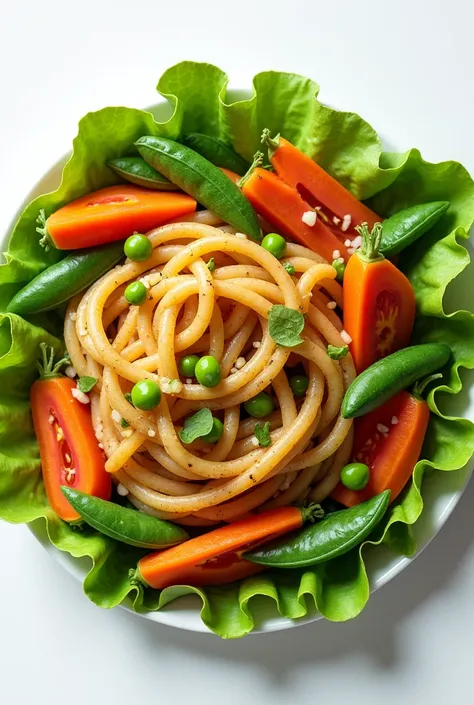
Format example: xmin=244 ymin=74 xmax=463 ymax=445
xmin=283 ymin=262 xmax=295 ymax=275
xmin=179 ymin=408 xmax=214 ymax=444
xmin=77 ymin=376 xmax=98 ymax=393
xmin=268 ymin=305 xmax=305 ymax=347
xmin=207 ymin=257 xmax=215 ymax=272
xmin=254 ymin=421 xmax=272 ymax=447
xmin=327 ymin=344 xmax=349 ymax=360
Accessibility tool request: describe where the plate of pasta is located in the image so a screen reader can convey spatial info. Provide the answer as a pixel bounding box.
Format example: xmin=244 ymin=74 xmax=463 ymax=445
xmin=0 ymin=62 xmax=473 ymax=639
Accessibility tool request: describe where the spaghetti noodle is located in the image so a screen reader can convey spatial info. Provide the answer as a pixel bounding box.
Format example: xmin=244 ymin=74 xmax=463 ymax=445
xmin=65 ymin=214 xmax=355 ymax=525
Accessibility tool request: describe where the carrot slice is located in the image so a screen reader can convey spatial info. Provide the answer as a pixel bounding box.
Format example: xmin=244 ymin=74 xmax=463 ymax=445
xmin=332 ymin=391 xmax=430 ymax=507
xmin=136 ymin=505 xmax=306 ymax=589
xmin=263 ymin=131 xmax=380 ymax=233
xmin=343 ymin=223 xmax=416 ymax=372
xmin=42 ymin=185 xmax=197 ymax=250
xmin=241 ymin=167 xmax=349 ymax=263
xmin=159 ymin=553 xmax=264 ymax=588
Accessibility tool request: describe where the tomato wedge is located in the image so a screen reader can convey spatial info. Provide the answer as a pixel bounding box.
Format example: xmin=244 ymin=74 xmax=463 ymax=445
xmin=30 ymin=345 xmax=111 ymax=521
xmin=39 ymin=185 xmax=197 ymax=250
xmin=262 ymin=130 xmax=380 ymax=235
xmin=343 ymin=223 xmax=416 ymax=372
xmin=332 ymin=390 xmax=430 ymax=507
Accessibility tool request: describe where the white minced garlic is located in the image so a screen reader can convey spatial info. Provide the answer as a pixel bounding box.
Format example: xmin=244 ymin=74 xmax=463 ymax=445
xmin=48 ymin=414 xmax=55 ymax=425
xmin=251 ymin=437 xmax=260 ymax=447
xmin=391 ymin=416 xmax=399 ymax=425
xmin=302 ymin=211 xmax=317 ymax=227
xmin=235 ymin=232 xmax=248 ymax=240
xmin=140 ymin=276 xmax=151 ymax=289
xmin=326 ymin=301 xmax=337 ymax=310
xmin=235 ymin=357 xmax=246 ymax=370
xmin=148 ymin=429 xmax=156 ymax=438
xmin=121 ymin=428 xmax=134 ymax=439
xmin=230 ymin=367 xmax=238 ymax=374
xmin=333 ymin=216 xmax=341 ymax=226
xmin=70 ymin=312 xmax=77 ymax=321
xmin=71 ymin=388 xmax=90 ymax=404
xmin=64 ymin=366 xmax=77 ymax=379
xmin=340 ymin=330 xmax=352 ymax=345
xmin=337 ymin=256 xmax=345 ymax=264
xmin=341 ymin=214 xmax=352 ymax=232
xmin=377 ymin=423 xmax=389 ymax=435
xmin=252 ymin=341 xmax=261 ymax=349
xmin=185 ymin=378 xmax=193 ymax=385
xmin=351 ymin=235 xmax=362 ymax=250
xmin=111 ymin=409 xmax=122 ymax=423
xmin=332 ymin=249 xmax=341 ymax=260
xmin=117 ymin=483 xmax=129 ymax=497
xmin=161 ymin=378 xmax=183 ymax=394
xmin=98 ymin=442 xmax=104 ymax=450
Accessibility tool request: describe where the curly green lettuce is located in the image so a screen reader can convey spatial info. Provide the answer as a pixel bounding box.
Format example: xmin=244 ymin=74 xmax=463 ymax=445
xmin=0 ymin=61 xmax=473 ymax=639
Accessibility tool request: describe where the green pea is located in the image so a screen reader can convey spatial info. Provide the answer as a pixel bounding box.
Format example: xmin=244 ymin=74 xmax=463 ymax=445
xmin=131 ymin=380 xmax=162 ymax=410
xmin=195 ymin=356 xmax=222 ymax=388
xmin=124 ymin=281 xmax=147 ymax=305
xmin=124 ymin=234 xmax=153 ymax=262
xmin=340 ymin=463 xmax=370 ymax=491
xmin=289 ymin=374 xmax=309 ymax=398
xmin=244 ymin=392 xmax=275 ymax=418
xmin=332 ymin=259 xmax=345 ymax=283
xmin=201 ymin=417 xmax=224 ymax=444
xmin=261 ymin=233 xmax=286 ymax=259
xmin=178 ymin=355 xmax=200 ymax=378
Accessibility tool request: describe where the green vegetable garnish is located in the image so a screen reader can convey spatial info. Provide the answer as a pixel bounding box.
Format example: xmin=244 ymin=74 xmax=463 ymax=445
xmin=178 ymin=355 xmax=200 ymax=378
xmin=331 ymin=259 xmax=345 ymax=283
xmin=268 ymin=305 xmax=305 ymax=347
xmin=283 ymin=262 xmax=295 ymax=275
xmin=327 ymin=344 xmax=349 ymax=360
xmin=254 ymin=421 xmax=272 ymax=447
xmin=194 ymin=355 xmax=222 ymax=387
xmin=207 ymin=257 xmax=216 ymax=272
xmin=179 ymin=408 xmax=214 ymax=444
xmin=340 ymin=463 xmax=370 ymax=490
xmin=289 ymin=374 xmax=309 ymax=398
xmin=125 ymin=281 xmax=147 ymax=305
xmin=77 ymin=376 xmax=98 ymax=393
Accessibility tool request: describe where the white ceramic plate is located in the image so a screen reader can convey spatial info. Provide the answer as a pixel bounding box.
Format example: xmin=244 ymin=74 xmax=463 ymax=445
xmin=3 ymin=91 xmax=473 ymax=635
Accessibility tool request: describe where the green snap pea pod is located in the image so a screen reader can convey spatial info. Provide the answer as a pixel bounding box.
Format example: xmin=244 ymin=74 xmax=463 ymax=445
xmin=380 ymin=201 xmax=450 ymax=257
xmin=342 ymin=343 xmax=451 ymax=419
xmin=61 ymin=487 xmax=189 ymax=548
xmin=182 ymin=133 xmax=250 ymax=176
xmin=245 ymin=491 xmax=391 ymax=568
xmin=135 ymin=135 xmax=262 ymax=241
xmin=107 ymin=156 xmax=178 ymax=191
xmin=7 ymin=241 xmax=125 ymax=315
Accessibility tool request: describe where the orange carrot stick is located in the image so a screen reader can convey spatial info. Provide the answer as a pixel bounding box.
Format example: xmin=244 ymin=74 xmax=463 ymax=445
xmin=262 ymin=130 xmax=380 ymax=233
xmin=135 ymin=505 xmax=312 ymax=589
xmin=343 ymin=223 xmax=416 ymax=372
xmin=332 ymin=391 xmax=430 ymax=507
xmin=40 ymin=185 xmax=197 ymax=250
xmin=241 ymin=167 xmax=349 ymax=263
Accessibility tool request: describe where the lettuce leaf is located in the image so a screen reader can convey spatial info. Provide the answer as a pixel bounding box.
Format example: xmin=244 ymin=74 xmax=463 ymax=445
xmin=0 ymin=62 xmax=473 ymax=639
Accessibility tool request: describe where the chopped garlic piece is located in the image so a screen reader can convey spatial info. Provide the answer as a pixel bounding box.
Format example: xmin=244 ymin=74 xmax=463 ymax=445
xmin=235 ymin=357 xmax=246 ymax=369
xmin=148 ymin=429 xmax=156 ymax=438
xmin=377 ymin=423 xmax=389 ymax=434
xmin=326 ymin=301 xmax=337 ymax=310
xmin=65 ymin=365 xmax=77 ymax=379
xmin=391 ymin=416 xmax=399 ymax=425
xmin=71 ymin=388 xmax=90 ymax=404
xmin=302 ymin=211 xmax=317 ymax=227
xmin=117 ymin=483 xmax=129 ymax=496
xmin=332 ymin=249 xmax=341 ymax=259
xmin=111 ymin=409 xmax=121 ymax=423
xmin=341 ymin=214 xmax=352 ymax=232
xmin=340 ymin=330 xmax=352 ymax=344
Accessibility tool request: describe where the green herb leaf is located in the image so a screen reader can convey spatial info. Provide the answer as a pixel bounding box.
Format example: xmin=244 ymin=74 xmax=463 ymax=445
xmin=120 ymin=418 xmax=130 ymax=428
xmin=178 ymin=408 xmax=214 ymax=444
xmin=327 ymin=344 xmax=349 ymax=360
xmin=254 ymin=421 xmax=272 ymax=447
xmin=124 ymin=392 xmax=133 ymax=404
xmin=283 ymin=262 xmax=295 ymax=275
xmin=207 ymin=257 xmax=215 ymax=272
xmin=77 ymin=376 xmax=98 ymax=393
xmin=268 ymin=305 xmax=305 ymax=347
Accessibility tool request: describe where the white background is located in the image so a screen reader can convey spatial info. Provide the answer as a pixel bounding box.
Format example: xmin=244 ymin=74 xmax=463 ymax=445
xmin=1 ymin=1 xmax=473 ymax=703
